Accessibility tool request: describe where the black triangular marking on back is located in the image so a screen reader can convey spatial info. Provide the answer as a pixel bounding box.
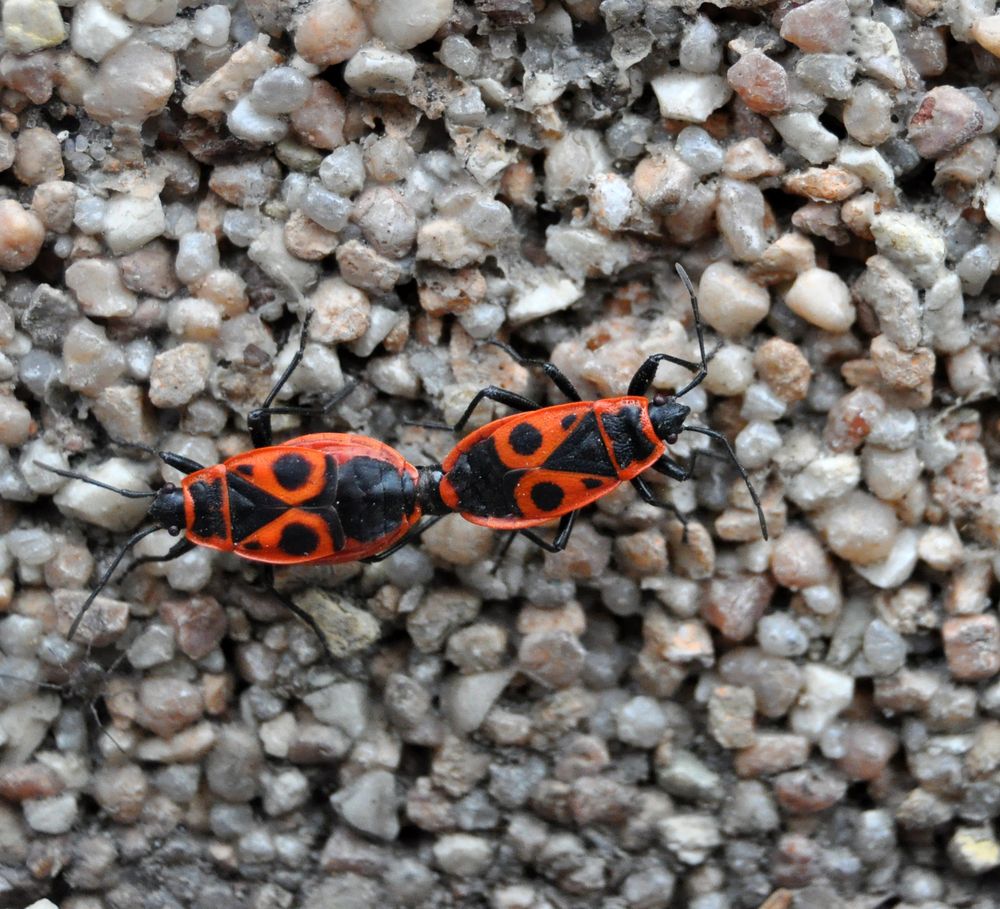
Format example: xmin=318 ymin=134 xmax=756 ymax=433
xmin=543 ymin=411 xmax=617 ymax=477
xmin=302 ymin=455 xmax=345 ymax=550
xmin=502 ymin=468 xmax=528 ymax=507
xmin=226 ymin=472 xmax=288 ymax=543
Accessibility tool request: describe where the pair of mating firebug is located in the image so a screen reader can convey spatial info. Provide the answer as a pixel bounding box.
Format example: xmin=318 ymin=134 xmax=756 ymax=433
xmin=44 ymin=266 xmax=767 ymax=649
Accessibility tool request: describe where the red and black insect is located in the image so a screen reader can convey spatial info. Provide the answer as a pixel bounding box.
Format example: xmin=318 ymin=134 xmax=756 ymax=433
xmin=42 ymin=315 xmax=447 ymax=648
xmin=437 ymin=265 xmax=768 ymax=551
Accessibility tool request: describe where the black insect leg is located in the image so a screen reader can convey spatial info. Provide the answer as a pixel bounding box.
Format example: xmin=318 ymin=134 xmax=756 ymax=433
xmin=484 ymin=340 xmax=583 ymax=402
xmin=489 ymin=531 xmax=519 ymax=572
xmin=105 ymin=435 xmax=205 ymax=476
xmin=683 ymin=425 xmax=768 ymax=540
xmin=517 ymin=511 xmax=577 ymax=554
xmin=247 ymin=313 xmax=315 ymax=448
xmin=159 ymin=452 xmax=205 ymax=474
xmin=249 ymin=379 xmax=359 ymax=449
xmin=120 ymin=538 xmax=196 ymax=576
xmin=453 ymin=387 xmax=541 ymax=434
xmin=627 ymin=265 xmax=711 ymax=398
xmin=631 ymin=475 xmax=689 ymax=531
xmin=260 ymin=565 xmax=334 ymax=660
xmin=360 ymin=515 xmax=446 ymax=563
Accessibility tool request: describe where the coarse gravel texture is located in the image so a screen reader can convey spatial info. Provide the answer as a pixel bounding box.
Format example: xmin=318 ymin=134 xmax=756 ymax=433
xmin=0 ymin=0 xmax=999 ymax=908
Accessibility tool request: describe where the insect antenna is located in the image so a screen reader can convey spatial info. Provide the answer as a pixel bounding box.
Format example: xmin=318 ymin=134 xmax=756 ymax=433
xmin=683 ymin=425 xmax=769 ymax=541
xmin=674 ymin=264 xmax=711 ymax=399
xmin=67 ymin=525 xmax=162 ymax=640
xmin=35 ymin=462 xmax=156 ymax=499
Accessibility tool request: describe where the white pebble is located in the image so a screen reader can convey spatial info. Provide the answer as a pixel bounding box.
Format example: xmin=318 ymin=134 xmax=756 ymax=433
xmin=790 ymin=665 xmax=854 ymax=741
xmin=616 ymin=696 xmax=667 ymax=748
xmin=367 ymin=355 xmax=420 ymax=398
xmin=918 ymin=525 xmax=963 ymax=571
xmin=590 ymin=173 xmax=633 ymax=232
xmin=71 ymin=0 xmax=134 ymax=62
xmin=861 ymin=445 xmax=921 ymax=501
xmin=757 ymin=613 xmax=809 ymax=657
xmin=62 ymin=319 xmax=126 ymax=395
xmin=698 ymin=262 xmax=770 ymax=338
xmin=65 ymin=258 xmax=137 ymax=319
xmin=250 ymin=66 xmax=312 ymax=115
xmin=740 ymin=383 xmax=787 ymax=421
xmin=319 ymin=144 xmax=365 ymax=196
xmin=366 ymin=0 xmax=454 ymax=50
xmin=19 ymin=439 xmax=69 ymax=495
xmin=227 ymin=97 xmax=288 ymax=145
xmin=192 ymin=4 xmax=230 ymax=46
xmin=785 ymin=268 xmax=855 ymax=333
xmin=24 ymin=793 xmax=78 ymax=835
xmin=651 ymin=71 xmax=732 ymax=122
xmin=344 ymin=44 xmax=417 ymax=95
xmin=302 ymin=184 xmax=351 ymax=232
xmin=853 ymin=528 xmax=919 ymax=589
xmin=433 ymin=834 xmax=493 ymax=878
xmin=175 ymin=232 xmax=220 ymax=284
xmin=437 ymin=34 xmax=479 ymax=76
xmin=704 ymin=344 xmax=754 ymax=396
xmin=0 ymin=394 xmax=32 ymax=447
xmin=735 ymin=421 xmax=782 ymax=470
xmin=7 ymin=527 xmax=56 ymax=567
xmin=771 ymin=112 xmax=839 ymax=164
xmin=675 ymin=127 xmax=724 ymax=176
xmin=787 ymin=453 xmax=860 ymax=510
xmin=102 ymin=193 xmax=166 ymax=255
xmin=166 ymin=297 xmax=222 ymax=341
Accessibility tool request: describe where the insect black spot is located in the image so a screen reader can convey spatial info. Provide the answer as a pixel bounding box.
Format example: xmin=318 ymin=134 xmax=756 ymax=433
xmin=561 ymin=414 xmax=576 ymax=430
xmin=243 ymin=541 xmax=262 ymax=550
xmin=531 ymin=482 xmax=564 ymax=512
xmin=509 ymin=423 xmax=543 ymax=456
xmin=280 ymin=522 xmax=319 ymax=556
xmin=583 ymin=478 xmax=603 ymax=489
xmin=236 ymin=464 xmax=254 ymax=476
xmin=273 ymin=453 xmax=312 ymax=490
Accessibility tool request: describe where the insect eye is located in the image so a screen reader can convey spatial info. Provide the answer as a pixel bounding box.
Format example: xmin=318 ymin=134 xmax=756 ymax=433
xmin=653 ymin=393 xmax=668 ymax=406
xmin=666 ymin=434 xmax=678 ymax=445
xmin=168 ymin=525 xmax=180 ymax=536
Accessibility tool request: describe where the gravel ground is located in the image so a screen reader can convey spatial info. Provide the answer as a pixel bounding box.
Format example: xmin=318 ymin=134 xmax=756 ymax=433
xmin=1 ymin=0 xmax=1000 ymax=907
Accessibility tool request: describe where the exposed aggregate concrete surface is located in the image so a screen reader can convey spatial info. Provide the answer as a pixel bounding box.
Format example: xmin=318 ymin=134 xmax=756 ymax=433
xmin=0 ymin=0 xmax=1000 ymax=907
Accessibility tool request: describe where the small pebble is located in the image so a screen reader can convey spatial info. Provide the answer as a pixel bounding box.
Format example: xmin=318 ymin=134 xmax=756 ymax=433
xmin=148 ymin=343 xmax=211 ymax=408
xmin=0 ymin=200 xmax=45 ymax=272
xmin=698 ymin=262 xmax=770 ymax=338
xmin=818 ymin=491 xmax=898 ymax=565
xmin=193 ymin=5 xmax=230 ymax=46
xmin=784 ymin=268 xmax=855 ymax=333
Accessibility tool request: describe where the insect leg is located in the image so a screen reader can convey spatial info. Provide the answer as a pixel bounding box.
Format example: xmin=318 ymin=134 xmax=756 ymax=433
xmin=259 ymin=565 xmax=335 ymax=660
xmin=683 ymin=425 xmax=768 ymax=540
xmin=120 ymin=538 xmax=196 ymax=576
xmin=249 ymin=378 xmax=360 ymax=448
xmin=517 ymin=511 xmax=577 ymax=554
xmin=631 ymin=475 xmax=689 ymax=527
xmin=103 ymin=439 xmax=204 ymax=476
xmin=626 ymin=265 xmax=712 ymax=398
xmin=247 ymin=313 xmax=314 ymax=448
xmin=360 ymin=514 xmax=446 ymax=563
xmin=159 ymin=452 xmax=205 ymax=474
xmin=484 ymin=340 xmax=583 ymax=402
xmin=454 ymin=387 xmax=541 ymax=433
